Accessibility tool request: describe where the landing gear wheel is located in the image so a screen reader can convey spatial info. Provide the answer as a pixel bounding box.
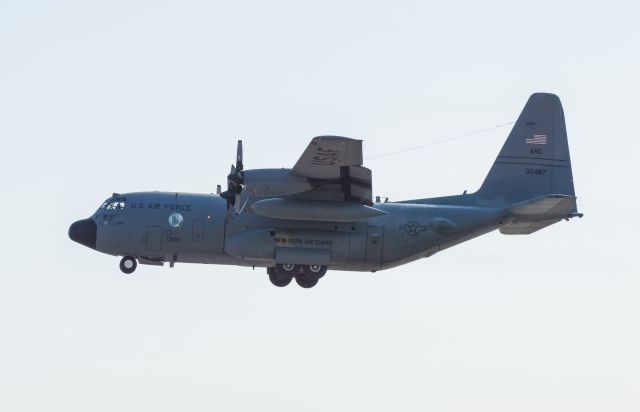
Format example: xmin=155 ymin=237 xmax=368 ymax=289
xmin=308 ymin=264 xmax=327 ymax=278
xmin=295 ymin=266 xmax=322 ymax=288
xmin=295 ymin=276 xmax=318 ymax=288
xmin=276 ymin=263 xmax=300 ymax=276
xmin=269 ymin=272 xmax=292 ymax=287
xmin=279 ymin=263 xmax=296 ymax=273
xmin=119 ymin=256 xmax=137 ymax=274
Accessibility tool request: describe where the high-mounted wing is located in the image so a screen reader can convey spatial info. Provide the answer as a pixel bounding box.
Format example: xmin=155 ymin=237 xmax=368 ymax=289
xmin=292 ymin=136 xmax=363 ymax=178
xmin=290 ymin=136 xmax=373 ymax=205
xmin=244 ymin=135 xmax=384 ymax=221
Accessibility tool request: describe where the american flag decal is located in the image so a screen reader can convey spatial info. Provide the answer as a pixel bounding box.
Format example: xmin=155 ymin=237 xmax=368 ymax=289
xmin=526 ymin=134 xmax=547 ymax=145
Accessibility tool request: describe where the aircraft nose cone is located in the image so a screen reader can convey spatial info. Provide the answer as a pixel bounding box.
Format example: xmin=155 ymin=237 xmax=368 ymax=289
xmin=69 ymin=218 xmax=97 ymax=249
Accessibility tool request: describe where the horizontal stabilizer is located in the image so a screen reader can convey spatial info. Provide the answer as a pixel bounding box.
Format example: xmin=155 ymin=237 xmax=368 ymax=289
xmin=507 ymin=194 xmax=577 ymax=217
xmin=501 ymin=194 xmax=581 ymax=235
xmin=500 ymin=219 xmax=560 ymax=235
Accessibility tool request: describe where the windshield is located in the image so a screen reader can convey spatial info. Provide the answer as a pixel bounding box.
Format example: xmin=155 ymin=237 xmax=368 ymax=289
xmin=100 ymin=196 xmax=126 ymax=210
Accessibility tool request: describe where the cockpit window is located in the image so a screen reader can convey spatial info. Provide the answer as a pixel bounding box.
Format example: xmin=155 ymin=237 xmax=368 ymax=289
xmin=100 ymin=197 xmax=126 ymax=210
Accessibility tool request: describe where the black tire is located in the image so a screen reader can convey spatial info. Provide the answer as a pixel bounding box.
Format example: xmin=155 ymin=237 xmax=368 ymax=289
xmin=295 ymin=276 xmax=318 ymax=288
xmin=119 ymin=256 xmax=137 ymax=274
xmin=307 ymin=264 xmax=327 ymax=278
xmin=269 ymin=272 xmax=292 ymax=287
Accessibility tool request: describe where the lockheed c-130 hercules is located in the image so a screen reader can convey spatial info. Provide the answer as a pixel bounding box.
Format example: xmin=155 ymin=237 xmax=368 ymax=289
xmin=69 ymin=93 xmax=582 ymax=288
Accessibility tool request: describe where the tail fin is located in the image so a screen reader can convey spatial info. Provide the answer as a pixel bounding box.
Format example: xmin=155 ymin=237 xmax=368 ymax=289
xmin=478 ymin=93 xmax=576 ymax=206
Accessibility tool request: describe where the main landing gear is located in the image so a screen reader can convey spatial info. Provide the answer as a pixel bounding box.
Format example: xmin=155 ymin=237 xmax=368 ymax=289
xmin=268 ymin=264 xmax=327 ymax=288
xmin=119 ymin=256 xmax=137 ymax=274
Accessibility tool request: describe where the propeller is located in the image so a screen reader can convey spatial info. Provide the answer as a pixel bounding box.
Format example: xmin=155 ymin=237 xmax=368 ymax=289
xmin=220 ymin=140 xmax=244 ymax=212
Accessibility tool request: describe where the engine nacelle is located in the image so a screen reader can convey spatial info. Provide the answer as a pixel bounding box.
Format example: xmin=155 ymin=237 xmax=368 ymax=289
xmin=242 ymin=168 xmax=312 ymax=197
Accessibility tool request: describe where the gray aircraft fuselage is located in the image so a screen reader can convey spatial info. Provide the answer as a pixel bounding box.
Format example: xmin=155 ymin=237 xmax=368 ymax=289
xmin=72 ymin=190 xmax=505 ymax=272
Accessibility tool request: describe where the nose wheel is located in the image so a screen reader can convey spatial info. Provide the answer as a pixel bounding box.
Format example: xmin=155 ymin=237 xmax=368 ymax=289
xmin=268 ymin=264 xmax=327 ymax=288
xmin=119 ymin=256 xmax=137 ymax=274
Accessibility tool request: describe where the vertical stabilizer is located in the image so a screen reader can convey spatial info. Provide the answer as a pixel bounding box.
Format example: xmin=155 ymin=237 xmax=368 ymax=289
xmin=477 ymin=93 xmax=575 ymax=207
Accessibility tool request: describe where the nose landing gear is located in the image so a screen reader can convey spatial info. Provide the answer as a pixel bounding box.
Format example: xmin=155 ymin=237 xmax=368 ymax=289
xmin=268 ymin=264 xmax=327 ymax=288
xmin=119 ymin=256 xmax=137 ymax=274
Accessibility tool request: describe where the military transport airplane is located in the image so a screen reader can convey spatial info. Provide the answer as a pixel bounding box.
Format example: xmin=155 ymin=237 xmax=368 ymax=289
xmin=69 ymin=93 xmax=582 ymax=288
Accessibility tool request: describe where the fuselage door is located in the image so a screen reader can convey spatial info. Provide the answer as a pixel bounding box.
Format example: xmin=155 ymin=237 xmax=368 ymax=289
xmin=365 ymin=226 xmax=383 ymax=263
xmin=146 ymin=226 xmax=163 ymax=251
xmin=193 ymin=219 xmax=204 ymax=242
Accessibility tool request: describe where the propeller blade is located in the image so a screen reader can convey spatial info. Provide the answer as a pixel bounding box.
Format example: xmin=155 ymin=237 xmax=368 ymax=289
xmin=234 ymin=193 xmax=241 ymax=213
xmin=236 ymin=140 xmax=243 ymax=172
xmin=222 ymin=140 xmax=246 ymax=212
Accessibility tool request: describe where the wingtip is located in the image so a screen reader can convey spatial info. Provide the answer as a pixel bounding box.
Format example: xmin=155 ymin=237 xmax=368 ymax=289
xmin=312 ymin=135 xmax=362 ymax=143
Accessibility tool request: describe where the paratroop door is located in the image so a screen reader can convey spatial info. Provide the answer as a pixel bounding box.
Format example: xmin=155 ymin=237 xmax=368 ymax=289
xmin=365 ymin=226 xmax=383 ymax=262
xmin=192 ymin=219 xmax=204 ymax=242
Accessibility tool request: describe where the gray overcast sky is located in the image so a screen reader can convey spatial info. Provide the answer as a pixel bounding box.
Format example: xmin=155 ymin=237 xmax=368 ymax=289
xmin=1 ymin=1 xmax=639 ymax=411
